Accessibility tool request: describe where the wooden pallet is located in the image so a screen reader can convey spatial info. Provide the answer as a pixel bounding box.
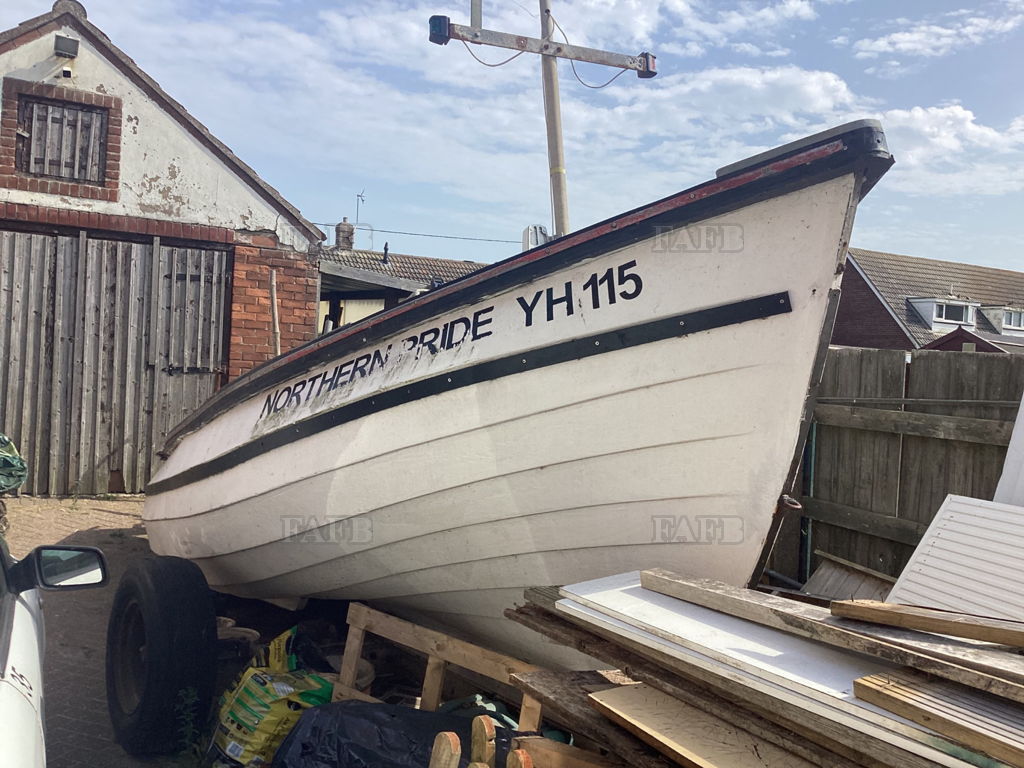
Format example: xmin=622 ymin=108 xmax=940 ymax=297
xmin=335 ymin=603 xmax=544 ymax=730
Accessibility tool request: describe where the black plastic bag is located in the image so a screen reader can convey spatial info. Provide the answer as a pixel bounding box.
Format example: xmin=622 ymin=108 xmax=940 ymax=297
xmin=273 ymin=700 xmax=513 ymax=768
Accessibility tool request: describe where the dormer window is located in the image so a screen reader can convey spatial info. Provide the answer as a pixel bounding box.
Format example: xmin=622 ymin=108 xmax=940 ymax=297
xmin=909 ymin=297 xmax=980 ymax=331
xmin=935 ymin=303 xmax=972 ymax=323
xmin=1005 ymin=310 xmax=1024 ymax=330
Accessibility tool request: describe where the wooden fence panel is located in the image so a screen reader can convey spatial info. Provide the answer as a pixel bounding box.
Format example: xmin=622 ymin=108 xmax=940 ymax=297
xmin=897 ymin=351 xmax=1024 ymax=526
xmin=800 ymin=347 xmax=1024 ymax=581
xmin=807 ymin=347 xmax=909 ymax=576
xmin=0 ymin=228 xmax=228 ymax=495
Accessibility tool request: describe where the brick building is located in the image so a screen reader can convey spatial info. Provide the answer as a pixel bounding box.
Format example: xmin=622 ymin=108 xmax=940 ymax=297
xmin=0 ymin=1 xmax=323 ymax=494
xmin=832 ymin=247 xmax=1024 ymax=354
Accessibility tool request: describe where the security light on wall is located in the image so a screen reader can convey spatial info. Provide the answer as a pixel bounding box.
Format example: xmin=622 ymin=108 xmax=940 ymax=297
xmin=54 ymin=35 xmax=79 ymax=58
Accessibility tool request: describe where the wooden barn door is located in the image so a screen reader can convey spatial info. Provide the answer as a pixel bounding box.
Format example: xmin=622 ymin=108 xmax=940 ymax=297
xmin=148 ymin=245 xmax=229 ymax=478
xmin=0 ymin=230 xmax=228 ymax=495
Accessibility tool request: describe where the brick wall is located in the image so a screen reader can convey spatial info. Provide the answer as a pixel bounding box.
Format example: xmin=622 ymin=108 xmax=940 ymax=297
xmin=228 ymin=234 xmax=320 ymax=379
xmin=0 ymin=200 xmax=233 ymax=242
xmin=1 ymin=78 xmax=123 ymax=202
xmin=832 ymin=265 xmax=914 ymax=350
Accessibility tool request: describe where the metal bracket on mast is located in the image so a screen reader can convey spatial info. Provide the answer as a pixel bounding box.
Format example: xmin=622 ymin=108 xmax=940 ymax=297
xmin=429 ymin=18 xmax=657 ymax=78
xmin=429 ymin=4 xmax=657 ymax=240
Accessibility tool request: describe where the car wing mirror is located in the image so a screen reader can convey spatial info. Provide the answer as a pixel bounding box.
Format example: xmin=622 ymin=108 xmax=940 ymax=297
xmin=10 ymin=545 xmax=108 ymax=593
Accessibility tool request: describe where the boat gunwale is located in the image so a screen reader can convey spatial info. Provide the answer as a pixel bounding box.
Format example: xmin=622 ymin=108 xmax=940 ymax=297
xmin=160 ymin=122 xmax=892 ymax=456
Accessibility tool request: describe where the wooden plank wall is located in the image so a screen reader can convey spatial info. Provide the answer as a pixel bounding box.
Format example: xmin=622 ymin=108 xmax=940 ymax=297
xmin=795 ymin=347 xmax=1024 ymax=580
xmin=809 ymin=348 xmax=908 ymax=576
xmin=0 ymin=228 xmax=228 ymax=495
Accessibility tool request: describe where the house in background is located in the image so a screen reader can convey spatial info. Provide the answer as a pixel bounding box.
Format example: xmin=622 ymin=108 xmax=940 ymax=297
xmin=0 ymin=1 xmax=324 ymax=495
xmin=317 ymin=218 xmax=487 ymax=331
xmin=832 ymin=247 xmax=1024 ymax=354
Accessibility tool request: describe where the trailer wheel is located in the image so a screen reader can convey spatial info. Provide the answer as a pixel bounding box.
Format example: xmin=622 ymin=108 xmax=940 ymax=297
xmin=106 ymin=556 xmax=217 ymax=755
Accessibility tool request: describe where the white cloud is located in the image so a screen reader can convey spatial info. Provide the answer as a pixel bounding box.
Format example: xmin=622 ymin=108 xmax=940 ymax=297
xmin=864 ymin=105 xmax=1024 ymax=196
xmin=1 ymin=0 xmax=1022 ymax=263
xmin=853 ymin=3 xmax=1024 ymax=59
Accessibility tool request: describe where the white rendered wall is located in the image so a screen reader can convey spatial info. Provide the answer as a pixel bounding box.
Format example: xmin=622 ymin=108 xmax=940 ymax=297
xmin=0 ymin=24 xmax=309 ymax=251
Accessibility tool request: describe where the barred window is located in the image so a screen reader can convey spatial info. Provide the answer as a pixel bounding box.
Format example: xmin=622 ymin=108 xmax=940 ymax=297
xmin=15 ymin=96 xmax=108 ymax=183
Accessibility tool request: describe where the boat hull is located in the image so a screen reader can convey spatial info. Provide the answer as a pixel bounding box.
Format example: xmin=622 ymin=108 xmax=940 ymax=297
xmin=146 ymin=122 xmax=893 ymax=665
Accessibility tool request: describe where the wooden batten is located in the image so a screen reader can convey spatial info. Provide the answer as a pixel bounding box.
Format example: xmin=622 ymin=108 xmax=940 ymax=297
xmin=832 ymin=600 xmax=1024 ymax=647
xmin=552 ymin=575 xmax=1012 ymax=768
xmin=640 ymin=569 xmax=1024 ymax=704
xmin=855 ymin=670 xmax=1024 ymax=767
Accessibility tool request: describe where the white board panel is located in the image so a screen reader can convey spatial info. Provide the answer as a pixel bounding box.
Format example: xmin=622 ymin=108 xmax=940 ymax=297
xmin=887 ymin=495 xmax=1024 ymax=620
xmin=555 ymin=596 xmax=983 ymax=768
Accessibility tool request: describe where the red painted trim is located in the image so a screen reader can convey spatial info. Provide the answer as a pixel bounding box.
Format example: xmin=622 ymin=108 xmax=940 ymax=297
xmin=0 ymin=77 xmax=122 ymax=202
xmin=260 ymin=140 xmax=847 ymax=374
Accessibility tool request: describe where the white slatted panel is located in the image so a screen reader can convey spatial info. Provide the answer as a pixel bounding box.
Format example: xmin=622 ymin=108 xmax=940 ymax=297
xmin=887 ymin=495 xmax=1024 ymax=620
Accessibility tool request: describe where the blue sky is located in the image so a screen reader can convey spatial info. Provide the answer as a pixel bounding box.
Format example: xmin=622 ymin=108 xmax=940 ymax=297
xmin=3 ymin=0 xmax=1023 ymax=269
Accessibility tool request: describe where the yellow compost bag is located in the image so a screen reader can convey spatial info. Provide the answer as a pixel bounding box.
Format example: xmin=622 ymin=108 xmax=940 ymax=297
xmin=210 ymin=649 xmax=333 ymax=767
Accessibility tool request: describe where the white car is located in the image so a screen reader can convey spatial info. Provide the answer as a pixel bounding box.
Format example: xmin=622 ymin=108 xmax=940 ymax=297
xmin=0 ymin=539 xmax=107 ymax=766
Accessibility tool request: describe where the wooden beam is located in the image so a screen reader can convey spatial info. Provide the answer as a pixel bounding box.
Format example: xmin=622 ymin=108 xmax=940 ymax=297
xmin=832 ymin=601 xmax=1024 ymax=647
xmin=337 ymin=624 xmax=366 ymax=689
xmin=813 ymin=404 xmax=1013 ymax=446
xmin=509 ymin=669 xmax=677 ymax=768
xmin=800 ymin=497 xmax=927 ymax=546
xmin=506 ymin=604 xmax=868 ymax=768
xmin=589 ymin=683 xmax=814 ymax=768
xmin=855 ymin=670 xmax=1024 ymax=767
xmin=346 ymin=603 xmax=537 ymax=683
xmin=814 ymin=551 xmax=897 ymax=583
xmin=641 ymin=570 xmax=1024 ymax=704
xmin=421 ymin=655 xmax=447 ymax=712
xmin=518 ymin=694 xmax=544 ymax=732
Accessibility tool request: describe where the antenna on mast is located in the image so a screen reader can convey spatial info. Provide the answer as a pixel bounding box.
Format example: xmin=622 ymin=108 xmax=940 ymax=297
xmin=429 ymin=1 xmax=656 ymax=238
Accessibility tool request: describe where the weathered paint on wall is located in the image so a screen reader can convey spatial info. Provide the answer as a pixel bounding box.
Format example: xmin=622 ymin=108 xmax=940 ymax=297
xmin=0 ymin=23 xmax=310 ymax=250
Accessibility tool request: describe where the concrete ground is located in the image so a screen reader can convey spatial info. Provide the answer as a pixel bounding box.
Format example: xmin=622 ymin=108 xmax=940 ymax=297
xmin=3 ymin=496 xmax=187 ymax=768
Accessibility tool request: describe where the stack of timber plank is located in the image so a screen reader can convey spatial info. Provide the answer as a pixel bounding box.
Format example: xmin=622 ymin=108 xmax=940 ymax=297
xmin=506 ymin=570 xmax=1024 ymax=768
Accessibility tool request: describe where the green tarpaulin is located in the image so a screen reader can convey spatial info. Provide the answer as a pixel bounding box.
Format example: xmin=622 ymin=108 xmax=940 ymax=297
xmin=0 ymin=433 xmax=27 ymax=494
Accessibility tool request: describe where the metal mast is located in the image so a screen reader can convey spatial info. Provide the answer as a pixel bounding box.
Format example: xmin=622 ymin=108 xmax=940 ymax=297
xmin=429 ymin=3 xmax=656 ymax=239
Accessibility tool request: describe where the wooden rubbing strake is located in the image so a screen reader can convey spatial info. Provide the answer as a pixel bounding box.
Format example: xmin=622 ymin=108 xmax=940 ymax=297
xmin=855 ymin=670 xmax=1024 ymax=767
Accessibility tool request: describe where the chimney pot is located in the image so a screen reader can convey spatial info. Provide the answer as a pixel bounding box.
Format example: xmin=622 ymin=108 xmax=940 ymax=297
xmin=335 ymin=216 xmax=355 ymax=250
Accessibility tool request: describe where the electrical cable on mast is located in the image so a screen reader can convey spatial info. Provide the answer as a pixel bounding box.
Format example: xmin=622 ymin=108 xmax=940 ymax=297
xmin=427 ymin=1 xmax=657 ymax=240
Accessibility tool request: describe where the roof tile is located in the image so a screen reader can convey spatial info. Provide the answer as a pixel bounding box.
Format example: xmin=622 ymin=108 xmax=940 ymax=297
xmin=849 ymin=247 xmax=1024 ymax=348
xmin=320 ymin=247 xmax=487 ymax=286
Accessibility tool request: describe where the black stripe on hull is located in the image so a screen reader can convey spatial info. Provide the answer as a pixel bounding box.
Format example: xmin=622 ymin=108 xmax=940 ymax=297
xmin=147 ymin=291 xmax=792 ymax=495
xmin=166 ymin=124 xmax=890 ymax=450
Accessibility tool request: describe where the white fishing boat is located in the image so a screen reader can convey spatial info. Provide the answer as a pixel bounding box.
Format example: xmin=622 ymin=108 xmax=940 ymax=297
xmin=143 ymin=121 xmax=893 ymax=665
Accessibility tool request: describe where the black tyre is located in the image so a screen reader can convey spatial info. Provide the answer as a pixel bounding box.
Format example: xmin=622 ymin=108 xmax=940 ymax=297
xmin=106 ymin=555 xmax=217 ymax=755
